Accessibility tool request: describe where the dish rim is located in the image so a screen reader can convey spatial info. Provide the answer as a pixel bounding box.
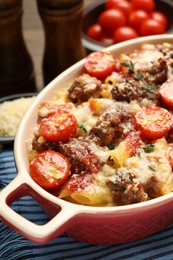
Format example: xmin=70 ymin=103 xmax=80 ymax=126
xmin=13 ymin=34 xmax=173 ymax=214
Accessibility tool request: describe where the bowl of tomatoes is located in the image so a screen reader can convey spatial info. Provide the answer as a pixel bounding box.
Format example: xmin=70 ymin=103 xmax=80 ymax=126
xmin=82 ymin=0 xmax=173 ymax=53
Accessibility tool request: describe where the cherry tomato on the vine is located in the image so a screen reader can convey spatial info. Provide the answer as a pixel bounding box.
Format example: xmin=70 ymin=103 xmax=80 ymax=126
xmin=84 ymin=51 xmax=116 ymax=79
xmin=114 ymin=26 xmax=139 ymax=43
xmin=29 ymin=150 xmax=71 ymax=189
xmin=98 ymin=9 xmax=126 ymax=36
xmin=39 ymin=110 xmax=78 ymax=142
xmin=134 ymin=106 xmax=173 ymax=140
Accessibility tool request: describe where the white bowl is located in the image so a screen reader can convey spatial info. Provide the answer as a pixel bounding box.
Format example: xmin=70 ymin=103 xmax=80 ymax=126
xmin=1 ymin=35 xmax=173 ymax=245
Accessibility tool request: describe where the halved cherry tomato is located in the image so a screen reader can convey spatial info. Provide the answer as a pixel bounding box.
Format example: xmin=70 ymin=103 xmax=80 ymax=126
xmin=113 ymin=26 xmax=139 ymax=43
xmin=134 ymin=107 xmax=173 ymax=140
xmin=29 ymin=150 xmax=71 ymax=189
xmin=131 ymin=0 xmax=155 ymax=13
xmin=39 ymin=110 xmax=78 ymax=142
xmin=84 ymin=51 xmax=116 ymax=80
xmin=98 ymin=9 xmax=126 ymax=37
xmin=159 ymin=79 xmax=173 ymax=108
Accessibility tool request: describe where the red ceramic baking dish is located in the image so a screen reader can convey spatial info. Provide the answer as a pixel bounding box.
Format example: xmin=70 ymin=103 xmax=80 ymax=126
xmin=1 ymin=35 xmax=173 ymax=245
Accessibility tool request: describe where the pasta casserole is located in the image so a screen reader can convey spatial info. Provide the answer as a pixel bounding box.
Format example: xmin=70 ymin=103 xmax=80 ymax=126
xmin=28 ymin=42 xmax=173 ymax=207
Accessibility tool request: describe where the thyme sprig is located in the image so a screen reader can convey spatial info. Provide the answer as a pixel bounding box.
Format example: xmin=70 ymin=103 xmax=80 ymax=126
xmin=121 ymin=60 xmax=156 ymax=93
xmin=148 ymin=165 xmax=156 ymax=172
xmin=121 ymin=60 xmax=135 ymax=74
xmin=143 ymin=144 xmax=155 ymax=153
xmin=79 ymin=123 xmax=87 ymax=132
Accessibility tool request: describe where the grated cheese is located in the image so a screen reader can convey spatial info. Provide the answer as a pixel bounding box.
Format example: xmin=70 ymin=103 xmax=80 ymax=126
xmin=0 ymin=96 xmax=35 ymax=137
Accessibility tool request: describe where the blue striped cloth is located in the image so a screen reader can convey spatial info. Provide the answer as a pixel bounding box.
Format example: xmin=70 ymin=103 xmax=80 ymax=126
xmin=1 ymin=145 xmax=173 ymax=260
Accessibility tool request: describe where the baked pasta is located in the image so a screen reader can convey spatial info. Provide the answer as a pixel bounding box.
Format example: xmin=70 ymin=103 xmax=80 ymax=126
xmin=28 ymin=43 xmax=173 ymax=206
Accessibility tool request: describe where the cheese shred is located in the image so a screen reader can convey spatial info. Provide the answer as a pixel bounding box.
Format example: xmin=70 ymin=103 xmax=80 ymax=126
xmin=0 ymin=96 xmax=35 ymax=137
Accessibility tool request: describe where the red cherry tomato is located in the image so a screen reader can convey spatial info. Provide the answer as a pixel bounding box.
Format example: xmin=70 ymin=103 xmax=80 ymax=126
xmin=106 ymin=0 xmax=133 ymax=16
xmin=140 ymin=19 xmax=165 ymax=36
xmin=131 ymin=0 xmax=155 ymax=13
xmin=159 ymin=79 xmax=173 ymax=107
xmin=98 ymin=9 xmax=126 ymax=36
xmin=113 ymin=26 xmax=139 ymax=43
xmin=128 ymin=10 xmax=150 ymax=32
xmin=105 ymin=0 xmax=123 ymax=10
xmin=29 ymin=150 xmax=71 ymax=189
xmin=39 ymin=110 xmax=78 ymax=142
xmin=84 ymin=51 xmax=116 ymax=79
xmin=86 ymin=23 xmax=105 ymax=41
xmin=151 ymin=11 xmax=168 ymax=30
xmin=134 ymin=107 xmax=173 ymax=140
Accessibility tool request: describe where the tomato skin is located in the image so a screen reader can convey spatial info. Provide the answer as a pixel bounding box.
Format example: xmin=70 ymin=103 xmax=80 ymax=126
xmin=86 ymin=23 xmax=105 ymax=41
xmin=131 ymin=0 xmax=155 ymax=13
xmin=151 ymin=11 xmax=168 ymax=30
xmin=105 ymin=0 xmax=123 ymax=10
xmin=29 ymin=150 xmax=71 ymax=189
xmin=140 ymin=19 xmax=165 ymax=36
xmin=106 ymin=0 xmax=133 ymax=16
xmin=113 ymin=26 xmax=139 ymax=43
xmin=128 ymin=10 xmax=150 ymax=32
xmin=84 ymin=51 xmax=116 ymax=80
xmin=134 ymin=107 xmax=173 ymax=140
xmin=159 ymin=79 xmax=173 ymax=107
xmin=39 ymin=111 xmax=78 ymax=142
xmin=98 ymin=9 xmax=126 ymax=37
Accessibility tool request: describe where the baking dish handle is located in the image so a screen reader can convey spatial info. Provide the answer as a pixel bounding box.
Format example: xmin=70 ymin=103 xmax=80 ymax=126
xmin=0 ymin=175 xmax=76 ymax=244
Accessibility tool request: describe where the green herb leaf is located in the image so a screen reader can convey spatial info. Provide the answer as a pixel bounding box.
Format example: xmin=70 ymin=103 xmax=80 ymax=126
xmin=148 ymin=165 xmax=156 ymax=172
xmin=121 ymin=60 xmax=135 ymax=74
xmin=143 ymin=144 xmax=155 ymax=153
xmin=134 ymin=71 xmax=145 ymax=81
xmin=79 ymin=123 xmax=87 ymax=132
xmin=141 ymin=82 xmax=156 ymax=93
xmin=108 ymin=143 xmax=116 ymax=150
